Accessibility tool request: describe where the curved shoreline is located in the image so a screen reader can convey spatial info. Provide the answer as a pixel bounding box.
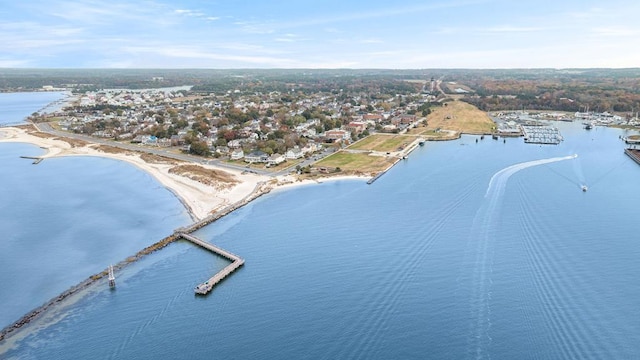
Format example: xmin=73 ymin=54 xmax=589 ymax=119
xmin=0 ymin=178 xmax=275 ymax=343
xmin=0 ymin=126 xmax=269 ymax=221
xmin=0 ymin=128 xmax=371 ymax=345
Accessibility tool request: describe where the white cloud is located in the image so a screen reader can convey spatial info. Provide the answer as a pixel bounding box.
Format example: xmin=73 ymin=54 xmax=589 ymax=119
xmin=0 ymin=22 xmax=86 ymax=51
xmin=484 ymin=26 xmax=546 ymax=33
xmin=122 ymin=46 xmax=299 ymax=67
xmin=591 ymin=27 xmax=638 ymax=37
xmin=174 ymin=9 xmax=205 ymax=17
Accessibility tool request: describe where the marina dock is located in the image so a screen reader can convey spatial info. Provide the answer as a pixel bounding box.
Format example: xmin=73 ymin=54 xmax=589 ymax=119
xmin=178 ymin=233 xmax=244 ymax=295
xmin=522 ymin=125 xmax=563 ymax=144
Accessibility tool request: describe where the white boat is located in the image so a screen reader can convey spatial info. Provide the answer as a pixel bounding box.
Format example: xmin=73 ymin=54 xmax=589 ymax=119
xmin=581 ymin=185 xmax=588 ymax=192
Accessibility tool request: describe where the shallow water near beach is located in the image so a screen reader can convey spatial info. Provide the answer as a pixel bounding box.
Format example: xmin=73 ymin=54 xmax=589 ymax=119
xmin=2 ymin=121 xmax=640 ymax=359
xmin=0 ymin=144 xmax=192 ymax=328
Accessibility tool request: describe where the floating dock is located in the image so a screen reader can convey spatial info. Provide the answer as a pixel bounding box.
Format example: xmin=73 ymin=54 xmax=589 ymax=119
xmin=522 ymin=125 xmax=563 ymax=144
xmin=625 ymin=148 xmax=640 ymax=166
xmin=178 ymin=233 xmax=244 ymax=295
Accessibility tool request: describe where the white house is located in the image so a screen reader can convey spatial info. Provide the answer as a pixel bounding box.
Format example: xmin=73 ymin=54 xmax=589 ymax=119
xmin=230 ymin=149 xmax=245 ymax=160
xmin=268 ymin=153 xmax=286 ymax=166
xmin=302 ymin=142 xmax=321 ymax=154
xmin=245 ymin=150 xmax=269 ymax=163
xmin=286 ymin=146 xmax=304 ymax=159
xmin=228 ymin=139 xmax=243 ymax=148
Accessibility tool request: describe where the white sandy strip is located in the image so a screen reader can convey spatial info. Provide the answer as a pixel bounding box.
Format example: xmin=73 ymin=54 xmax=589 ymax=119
xmin=272 ymin=174 xmax=370 ymax=192
xmin=0 ymin=127 xmax=269 ymax=221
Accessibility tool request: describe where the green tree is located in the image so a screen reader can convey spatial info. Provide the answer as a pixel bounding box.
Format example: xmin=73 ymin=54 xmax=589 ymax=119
xmin=189 ymin=140 xmax=211 ymax=157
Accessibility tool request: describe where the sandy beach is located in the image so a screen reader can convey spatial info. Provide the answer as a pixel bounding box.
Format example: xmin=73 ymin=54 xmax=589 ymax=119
xmin=0 ymin=126 xmax=270 ymax=221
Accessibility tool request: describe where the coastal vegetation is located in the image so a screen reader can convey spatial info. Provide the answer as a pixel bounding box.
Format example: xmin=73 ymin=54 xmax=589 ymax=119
xmin=421 ymin=100 xmax=495 ymax=135
xmin=168 ymin=165 xmax=238 ymax=189
xmin=140 ymin=153 xmax=181 ymax=165
xmin=349 ymin=134 xmax=415 ymax=152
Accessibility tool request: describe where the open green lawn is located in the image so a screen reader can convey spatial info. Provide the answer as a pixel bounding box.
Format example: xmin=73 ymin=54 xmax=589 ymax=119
xmin=425 ymin=100 xmax=495 ymax=134
xmin=349 ymin=134 xmax=416 ymax=152
xmin=315 ymin=151 xmax=396 ymax=173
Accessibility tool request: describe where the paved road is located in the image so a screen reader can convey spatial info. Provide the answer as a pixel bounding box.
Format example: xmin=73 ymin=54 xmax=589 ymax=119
xmin=35 ymin=122 xmax=274 ymax=176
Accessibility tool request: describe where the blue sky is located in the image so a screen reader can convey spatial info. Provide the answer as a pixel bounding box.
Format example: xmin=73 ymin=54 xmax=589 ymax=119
xmin=1 ymin=0 xmax=639 ymax=68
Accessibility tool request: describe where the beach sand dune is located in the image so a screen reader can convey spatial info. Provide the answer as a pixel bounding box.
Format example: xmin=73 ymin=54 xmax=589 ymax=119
xmin=0 ymin=127 xmax=269 ymax=220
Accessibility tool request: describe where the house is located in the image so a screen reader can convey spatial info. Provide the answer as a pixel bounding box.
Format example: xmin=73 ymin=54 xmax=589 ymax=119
xmin=158 ymin=138 xmax=172 ymax=147
xmin=346 ymin=121 xmax=367 ymax=134
xmin=286 ymin=146 xmax=304 ymax=159
xmin=382 ymin=124 xmax=397 ymax=132
xmin=142 ymin=135 xmax=158 ymax=146
xmin=302 ymin=128 xmax=317 ymax=138
xmin=324 ymin=129 xmax=350 ymax=142
xmin=228 ymin=139 xmax=243 ymax=148
xmin=230 ymin=149 xmax=244 ymax=160
xmin=391 ymin=114 xmax=417 ymax=126
xmin=268 ymin=153 xmax=286 ymax=166
xmin=302 ymin=142 xmax=321 ymax=154
xmin=215 ymin=146 xmax=230 ymax=155
xmin=244 ymin=150 xmax=269 ymax=163
xmin=363 ymin=113 xmax=384 ymax=122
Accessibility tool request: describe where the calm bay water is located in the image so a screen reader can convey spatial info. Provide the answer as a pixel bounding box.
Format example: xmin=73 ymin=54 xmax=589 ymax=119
xmin=2 ymin=108 xmax=640 ymax=358
xmin=0 ymin=92 xmax=68 ymax=126
xmin=0 ymin=144 xmax=192 ymax=328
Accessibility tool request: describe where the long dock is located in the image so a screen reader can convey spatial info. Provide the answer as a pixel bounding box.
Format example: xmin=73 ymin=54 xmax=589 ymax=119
xmin=20 ymin=156 xmax=43 ymax=164
xmin=178 ymin=233 xmax=245 ymax=295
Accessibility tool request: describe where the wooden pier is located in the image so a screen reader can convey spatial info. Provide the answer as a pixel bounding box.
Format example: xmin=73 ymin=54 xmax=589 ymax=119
xmin=178 ymin=233 xmax=244 ymax=295
xmin=20 ymin=156 xmax=43 ymax=164
xmin=625 ymin=148 xmax=640 ymax=166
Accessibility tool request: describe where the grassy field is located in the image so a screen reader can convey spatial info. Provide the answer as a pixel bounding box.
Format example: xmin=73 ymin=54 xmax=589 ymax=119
xmin=315 ymin=151 xmax=396 ymax=173
xmin=418 ymin=100 xmax=495 ymax=135
xmin=349 ymin=134 xmax=416 ymax=152
xmin=407 ymin=128 xmax=460 ymax=140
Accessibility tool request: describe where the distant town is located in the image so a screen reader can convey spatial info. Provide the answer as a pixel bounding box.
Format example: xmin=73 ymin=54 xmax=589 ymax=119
xmin=6 ymin=68 xmax=639 ymax=174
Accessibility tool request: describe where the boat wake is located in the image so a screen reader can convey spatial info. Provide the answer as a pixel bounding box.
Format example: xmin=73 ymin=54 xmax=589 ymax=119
xmin=485 ymin=154 xmax=577 ymax=198
xmin=469 ymin=154 xmax=577 ymax=359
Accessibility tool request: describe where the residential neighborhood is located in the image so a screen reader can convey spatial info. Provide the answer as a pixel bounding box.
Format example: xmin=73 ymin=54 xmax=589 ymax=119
xmin=41 ymin=78 xmax=433 ymax=167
